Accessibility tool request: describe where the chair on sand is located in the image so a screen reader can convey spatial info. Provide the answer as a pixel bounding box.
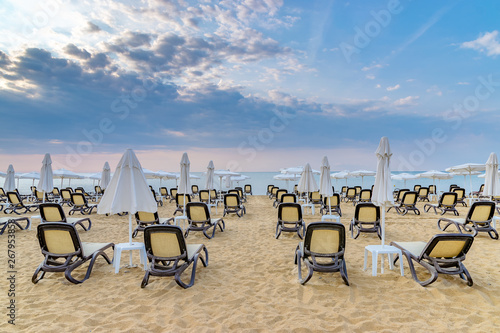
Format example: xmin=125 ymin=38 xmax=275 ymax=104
xmin=276 ymin=203 xmax=305 ymax=239
xmin=391 ymin=191 xmax=420 ymax=216
xmin=4 ymin=192 xmax=38 ymax=215
xmin=223 ymin=193 xmax=246 ymax=217
xmin=69 ymin=192 xmax=97 ymax=215
xmin=320 ymin=193 xmax=342 ymax=216
xmin=244 ymin=184 xmax=253 ymax=195
xmin=173 ymin=193 xmax=191 ymax=216
xmin=141 ymin=225 xmax=208 ymax=289
xmin=32 ymin=222 xmax=114 ymax=284
xmin=437 ymin=201 xmax=498 ymax=239
xmin=424 ymin=192 xmax=458 ymax=216
xmin=39 ymin=203 xmax=92 ymax=231
xmin=350 ymin=203 xmax=381 ymax=239
xmin=185 ymin=202 xmax=225 ymax=239
xmin=390 ymin=233 xmax=474 ymax=286
xmin=133 ymin=211 xmax=173 ymax=238
xmin=294 ymin=222 xmax=349 ymax=285
xmin=0 ymin=217 xmax=31 ymax=235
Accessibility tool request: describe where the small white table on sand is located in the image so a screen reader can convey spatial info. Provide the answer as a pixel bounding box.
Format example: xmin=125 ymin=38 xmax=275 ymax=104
xmin=364 ymin=245 xmax=404 ymax=277
xmin=174 ymin=215 xmax=189 ymax=231
xmin=113 ymin=242 xmax=148 ymax=274
xmin=321 ymin=214 xmax=340 ymax=223
xmin=301 ymin=203 xmax=315 ymax=215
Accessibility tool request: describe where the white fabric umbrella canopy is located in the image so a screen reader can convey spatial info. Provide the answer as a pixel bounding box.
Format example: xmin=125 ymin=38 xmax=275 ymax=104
xmin=205 ymin=161 xmax=215 ymax=190
xmin=297 ymin=163 xmax=318 ymax=205
xmin=319 ymin=156 xmax=334 ymax=214
xmin=350 ymin=169 xmax=376 ymax=188
xmin=101 ymin=161 xmax=111 ymax=189
xmin=0 ymin=171 xmax=6 ymax=177
xmin=38 ymin=153 xmax=54 ymax=201
xmin=273 ymin=173 xmax=300 ymax=191
xmin=214 ymin=170 xmax=240 ymax=190
xmin=142 ymin=168 xmax=159 ymax=179
xmin=391 ymin=173 xmax=419 ymax=188
xmin=17 ymin=172 xmax=40 ymax=187
xmin=331 ymin=170 xmax=351 ymax=187
xmin=98 ymin=149 xmax=157 ymax=257
xmin=372 ymin=137 xmax=394 ymax=246
xmin=52 ymin=168 xmax=84 ymax=188
xmin=4 ymin=165 xmax=16 ymax=192
xmin=417 ymin=170 xmax=453 ymax=194
xmin=446 ymin=163 xmax=485 ymax=197
xmin=483 ymin=152 xmax=500 ymax=196
xmin=281 ymin=166 xmax=320 ymax=175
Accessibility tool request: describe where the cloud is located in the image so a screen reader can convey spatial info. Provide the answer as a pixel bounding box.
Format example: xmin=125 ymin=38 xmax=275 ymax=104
xmin=461 ymin=31 xmax=500 ymax=56
xmin=365 ymin=74 xmax=375 ymax=80
xmin=361 ymin=64 xmax=383 ymax=71
xmin=64 ymin=44 xmax=91 ymax=60
xmin=85 ymin=22 xmax=102 ymax=33
xmin=386 ymin=84 xmax=400 ymax=91
xmin=393 ymin=96 xmax=419 ymax=107
xmin=426 ymin=86 xmax=442 ymax=96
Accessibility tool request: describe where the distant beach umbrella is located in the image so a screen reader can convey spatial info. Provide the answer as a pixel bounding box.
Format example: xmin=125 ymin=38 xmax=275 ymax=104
xmin=446 ymin=163 xmax=485 ymax=198
xmin=297 ymin=163 xmax=318 ymax=205
xmin=38 ymin=153 xmax=53 ymax=203
xmin=101 ymin=162 xmax=111 ymax=190
xmin=17 ymin=171 xmax=40 ymax=187
xmin=391 ymin=173 xmax=419 ymax=188
xmin=331 ymin=170 xmax=352 ymax=186
xmin=205 ymin=161 xmax=215 ymax=190
xmin=319 ymin=156 xmax=334 ymax=215
xmin=350 ymin=170 xmax=376 ymax=188
xmin=483 ymin=153 xmax=500 ymax=197
xmin=4 ymin=164 xmax=16 ymax=192
xmin=372 ymin=137 xmax=394 ymax=246
xmin=273 ymin=173 xmax=300 ymax=191
xmin=53 ymin=168 xmax=84 ymax=188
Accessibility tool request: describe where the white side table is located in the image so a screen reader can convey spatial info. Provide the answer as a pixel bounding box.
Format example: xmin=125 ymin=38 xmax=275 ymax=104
xmin=207 ymin=203 xmax=217 ymax=215
xmin=492 ymin=216 xmax=499 ymax=230
xmin=174 ymin=215 xmax=189 ymax=231
xmin=364 ymin=245 xmax=404 ymax=277
xmin=113 ymin=242 xmax=148 ymax=274
xmin=321 ymin=214 xmax=340 ymax=223
xmin=301 ymin=203 xmax=315 ymax=215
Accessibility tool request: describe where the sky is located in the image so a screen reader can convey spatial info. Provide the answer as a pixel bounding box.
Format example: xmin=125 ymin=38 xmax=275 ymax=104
xmin=1 ymin=0 xmax=500 ymax=173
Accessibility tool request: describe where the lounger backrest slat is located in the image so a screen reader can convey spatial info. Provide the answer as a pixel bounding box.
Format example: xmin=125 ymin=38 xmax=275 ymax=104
xmin=280 ymin=206 xmax=300 ymax=222
xmin=44 ymin=229 xmax=77 ymax=254
xmin=188 ymin=205 xmax=208 ymax=221
xmin=357 ymin=206 xmax=378 ymax=223
xmin=309 ymin=229 xmax=341 ymax=254
xmin=469 ymin=203 xmax=494 ymax=222
xmin=428 ymin=240 xmax=468 ymax=258
xmin=150 ymin=232 xmax=182 ymax=258
xmin=42 ymin=206 xmax=64 ymax=222
xmin=137 ymin=211 xmax=157 ymax=223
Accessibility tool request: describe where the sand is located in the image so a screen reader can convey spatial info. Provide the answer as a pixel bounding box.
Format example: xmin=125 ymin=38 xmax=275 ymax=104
xmin=1 ymin=195 xmax=499 ymax=332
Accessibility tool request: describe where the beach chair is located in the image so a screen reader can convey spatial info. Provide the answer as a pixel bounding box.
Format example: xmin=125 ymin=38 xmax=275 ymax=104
xmin=387 ymin=189 xmax=409 ymax=212
xmin=244 ymin=184 xmax=252 ymax=195
xmin=353 ymin=189 xmax=372 ymax=205
xmin=429 ymin=185 xmax=436 ymax=196
xmin=223 ymin=193 xmax=246 ymax=217
xmin=133 ymin=211 xmax=173 ymax=238
xmin=309 ymin=191 xmax=322 ymax=206
xmin=281 ymin=193 xmax=297 ymax=204
xmin=392 ymin=191 xmax=420 ymax=216
xmin=293 ymin=184 xmax=298 ymax=195
xmin=274 ymin=189 xmax=288 ymax=208
xmin=141 ymin=224 xmax=208 ymax=289
xmin=33 ymin=190 xmax=50 ymax=203
xmin=424 ymin=192 xmax=458 ymax=216
xmin=294 ymin=222 xmax=349 ymax=285
xmin=276 ymin=203 xmax=305 ymax=239
xmin=451 ymin=187 xmax=467 ymax=207
xmin=266 ymin=184 xmax=274 ymax=196
xmin=449 ymin=184 xmax=459 ymax=192
xmin=4 ymin=192 xmax=38 ymax=215
xmin=473 ymin=184 xmax=484 ymax=198
xmin=191 ymin=185 xmax=199 ymax=198
xmin=270 ymin=186 xmax=279 ymax=200
xmin=185 ymin=202 xmax=225 ymax=239
xmin=344 ymin=187 xmax=357 ymax=203
xmin=59 ymin=189 xmax=73 ymax=207
xmin=94 ymin=186 xmax=104 ymax=199
xmin=209 ymin=189 xmax=218 ymax=205
xmin=0 ymin=217 xmax=31 ymax=235
xmin=32 ymin=222 xmax=114 ymax=284
xmin=350 ymin=203 xmax=381 ymax=239
xmin=75 ymin=187 xmax=92 ymax=201
xmin=169 ymin=188 xmax=178 ymax=203
xmin=417 ymin=187 xmax=430 ymax=202
xmin=39 ymin=203 xmax=92 ymax=231
xmin=340 ymin=186 xmax=347 ymax=200
xmin=151 ymin=188 xmax=163 ymax=207
xmin=174 ymin=193 xmax=191 ymax=216
xmin=69 ymin=192 xmax=97 ymax=215
xmin=390 ymin=233 xmax=474 ymax=286
xmin=159 ymin=187 xmax=169 ymax=201
xmin=235 ymin=187 xmax=246 ymax=202
xmin=437 ymin=201 xmax=498 ymax=239
xmin=320 ymin=193 xmax=342 ymax=217
xmin=413 ymin=185 xmax=421 ymax=192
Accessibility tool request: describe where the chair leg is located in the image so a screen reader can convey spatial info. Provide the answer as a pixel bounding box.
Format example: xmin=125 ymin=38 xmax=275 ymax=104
xmin=141 ymin=270 xmax=151 ymax=288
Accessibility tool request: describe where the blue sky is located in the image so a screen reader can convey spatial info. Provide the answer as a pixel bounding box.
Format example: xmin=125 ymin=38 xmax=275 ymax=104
xmin=1 ymin=0 xmax=499 ymax=172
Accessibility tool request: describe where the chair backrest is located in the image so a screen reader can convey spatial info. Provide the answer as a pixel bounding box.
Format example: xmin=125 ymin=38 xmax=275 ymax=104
xmin=31 ymin=186 xmax=37 ymax=194
xmin=418 ymin=187 xmax=429 ymax=196
xmin=309 ymin=191 xmax=321 ymax=201
xmin=271 ymin=186 xmax=278 ymax=197
xmin=413 ymin=185 xmax=421 ymax=192
xmin=267 ymin=184 xmax=274 ymax=194
xmin=60 ymin=189 xmax=72 ymax=200
xmin=36 ymin=190 xmax=46 ymax=201
xmin=439 ymin=192 xmax=457 ymax=207
xmin=449 ymin=184 xmax=459 ymax=191
xmin=304 ymin=222 xmax=345 ymax=255
xmin=354 ymin=186 xmax=361 ymax=195
xmin=224 ymin=193 xmax=240 ymax=207
xmin=37 ymin=222 xmax=82 ymax=258
xmin=95 ymin=186 xmax=102 ymax=194
xmin=359 ymin=189 xmax=372 ymax=201
xmin=71 ymin=192 xmax=87 ymax=206
xmin=75 ymin=188 xmax=84 ymax=194
xmin=419 ymin=234 xmax=474 ymax=261
xmin=341 ymin=186 xmax=347 ymax=195
xmin=199 ymin=190 xmax=210 ymax=203
xmin=159 ymin=187 xmax=168 ymax=196
xmin=7 ymin=191 xmax=21 ymax=204
xmin=276 ymin=189 xmax=287 ymax=202
xmin=53 ymin=188 xmax=60 ymax=196
xmin=323 ymin=193 xmax=340 ymax=206
xmin=354 ymin=203 xmax=380 ymax=223
xmin=346 ymin=187 xmax=356 ymax=198
xmin=0 ymin=188 xmax=5 ymax=196
xmin=144 ymin=225 xmax=187 ymax=259
xmin=244 ymin=184 xmax=252 ymax=193
xmin=228 ymin=189 xmax=239 ymax=196
xmin=176 ymin=193 xmax=191 ymax=206
xmin=186 ymin=202 xmax=210 ymax=222
xmin=467 ymin=201 xmax=495 ymax=223
xmin=281 ymin=193 xmax=296 ymax=203
xmin=39 ymin=203 xmax=66 ymax=222
xmin=428 ymin=185 xmax=436 ymax=194
xmin=401 ymin=191 xmax=418 ymax=205
xmin=451 ymin=187 xmax=466 ymax=200
xmin=236 ymin=188 xmax=244 ymax=198
xmin=170 ymin=188 xmax=178 ymax=198
xmin=191 ymin=185 xmax=199 ymax=194
xmin=479 ymin=184 xmax=484 ymax=193
xmin=278 ymin=203 xmax=302 ymax=222
xmin=209 ymin=189 xmax=217 ymax=200
xmin=66 ymin=187 xmax=74 ymax=192
xmin=135 ymin=211 xmax=159 ymax=223
xmin=294 ymin=184 xmax=298 ymax=194
xmin=396 ymin=189 xmax=409 ymax=201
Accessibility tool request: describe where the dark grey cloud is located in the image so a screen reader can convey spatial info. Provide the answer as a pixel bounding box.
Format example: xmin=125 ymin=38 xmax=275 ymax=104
xmin=64 ymin=44 xmax=91 ymax=60
xmin=86 ymin=22 xmax=102 ymax=33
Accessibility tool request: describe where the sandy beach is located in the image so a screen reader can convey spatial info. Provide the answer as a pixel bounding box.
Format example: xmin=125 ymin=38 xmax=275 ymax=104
xmin=1 ymin=194 xmax=499 ymax=332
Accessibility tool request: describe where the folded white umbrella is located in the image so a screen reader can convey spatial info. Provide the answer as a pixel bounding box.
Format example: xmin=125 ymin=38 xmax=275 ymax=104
xmin=372 ymin=137 xmax=394 ymax=246
xmin=178 ymin=153 xmax=192 ymax=217
xmin=101 ymin=162 xmax=111 ymax=189
xmin=297 ymin=163 xmax=318 ymax=205
xmin=483 ymin=152 xmax=500 ymax=196
xmin=319 ymin=156 xmax=334 ymax=214
xmin=38 ymin=153 xmax=54 ymax=203
xmin=4 ymin=165 xmax=16 ymax=192
xmin=205 ymin=161 xmax=215 ymax=190
xmin=98 ymin=149 xmax=157 ymax=265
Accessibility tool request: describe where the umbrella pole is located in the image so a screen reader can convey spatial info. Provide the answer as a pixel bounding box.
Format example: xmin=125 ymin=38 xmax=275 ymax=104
xmin=129 ymin=214 xmax=133 ymax=265
xmin=328 ymin=197 xmax=331 ymax=215
xmin=381 ymin=204 xmax=386 ymax=247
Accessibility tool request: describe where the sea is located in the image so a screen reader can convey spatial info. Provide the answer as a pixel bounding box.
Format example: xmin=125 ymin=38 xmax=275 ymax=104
xmin=10 ymin=171 xmax=486 ymax=196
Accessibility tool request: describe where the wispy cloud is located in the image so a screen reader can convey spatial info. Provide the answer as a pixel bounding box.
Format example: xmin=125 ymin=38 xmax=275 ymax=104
xmin=393 ymin=96 xmax=419 ymax=107
xmin=386 ymin=84 xmax=400 ymax=91
xmin=461 ymin=30 xmax=500 ymax=56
